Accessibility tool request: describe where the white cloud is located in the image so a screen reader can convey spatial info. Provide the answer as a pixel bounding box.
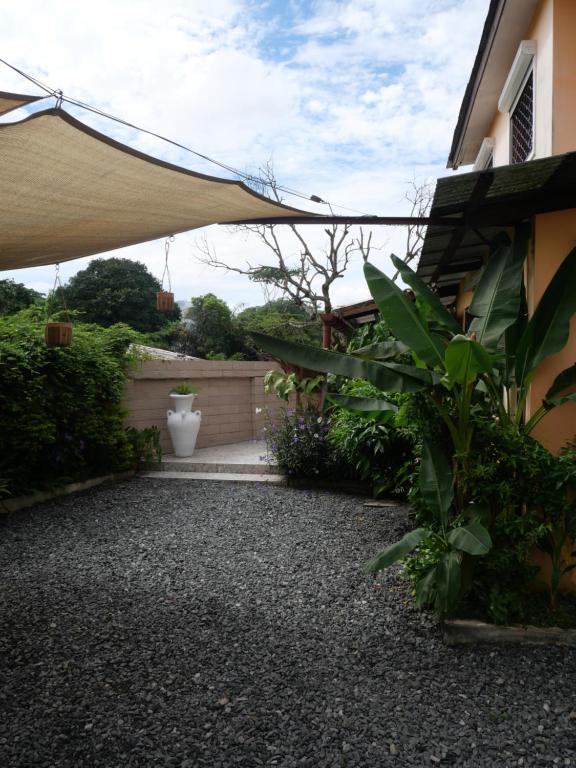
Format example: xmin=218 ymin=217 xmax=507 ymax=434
xmin=0 ymin=0 xmax=490 ymax=309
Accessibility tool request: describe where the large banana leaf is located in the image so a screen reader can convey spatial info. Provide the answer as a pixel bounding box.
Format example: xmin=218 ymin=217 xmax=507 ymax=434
xmin=503 ymin=277 xmax=528 ymax=386
xmin=364 ymin=262 xmax=446 ymax=369
xmin=364 ymin=528 xmax=430 ymax=573
xmin=447 ymin=521 xmax=492 ymax=555
xmin=251 ymin=332 xmax=438 ymax=393
xmin=327 ymin=394 xmax=398 ymax=421
xmin=515 ymin=246 xmax=576 ymax=386
xmin=545 ymin=363 xmax=576 ymax=400
xmin=390 ymin=254 xmax=461 ymax=335
xmin=415 ymin=566 xmax=437 ymax=608
xmin=444 ymin=335 xmax=495 ymax=386
xmin=352 ymin=340 xmax=409 ymax=360
xmin=468 ymin=227 xmax=528 ymax=349
xmin=420 ymin=439 xmax=453 ymax=529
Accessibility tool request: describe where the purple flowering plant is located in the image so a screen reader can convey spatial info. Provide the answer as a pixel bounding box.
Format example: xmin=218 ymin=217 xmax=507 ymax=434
xmin=264 ymin=405 xmax=335 ymax=478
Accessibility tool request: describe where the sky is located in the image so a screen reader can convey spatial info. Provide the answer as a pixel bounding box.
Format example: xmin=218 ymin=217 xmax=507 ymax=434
xmin=0 ymin=0 xmax=489 ymax=312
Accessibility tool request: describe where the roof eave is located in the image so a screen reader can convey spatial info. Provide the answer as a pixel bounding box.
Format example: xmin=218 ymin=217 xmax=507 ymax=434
xmin=448 ymin=0 xmax=504 ymax=169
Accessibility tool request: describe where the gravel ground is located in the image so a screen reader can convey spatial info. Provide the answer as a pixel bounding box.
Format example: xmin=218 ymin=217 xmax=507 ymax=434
xmin=1 ymin=478 xmax=575 ymax=768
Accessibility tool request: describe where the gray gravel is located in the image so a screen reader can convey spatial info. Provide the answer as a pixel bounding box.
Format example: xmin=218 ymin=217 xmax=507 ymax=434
xmin=0 ymin=478 xmax=575 ymax=768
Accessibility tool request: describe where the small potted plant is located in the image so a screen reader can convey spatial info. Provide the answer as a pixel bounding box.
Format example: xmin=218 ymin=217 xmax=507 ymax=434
xmin=167 ymin=383 xmax=201 ymax=457
xmin=169 ymin=382 xmax=199 ymax=413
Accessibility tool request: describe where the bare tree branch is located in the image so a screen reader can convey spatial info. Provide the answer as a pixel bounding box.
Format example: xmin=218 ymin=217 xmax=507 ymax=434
xmin=392 ymin=178 xmax=434 ymax=281
xmin=195 ymin=162 xmax=376 ymax=318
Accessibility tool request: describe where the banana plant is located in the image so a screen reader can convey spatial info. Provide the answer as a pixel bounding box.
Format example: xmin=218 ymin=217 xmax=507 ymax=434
xmin=364 ymin=439 xmax=492 ymax=616
xmin=253 ymin=226 xmax=576 ymax=614
xmin=253 ymin=224 xmax=576 ymax=510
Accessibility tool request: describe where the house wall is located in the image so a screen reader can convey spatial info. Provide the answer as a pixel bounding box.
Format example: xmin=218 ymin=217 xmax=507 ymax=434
xmin=489 ymin=0 xmax=554 ymax=166
xmin=122 ymin=359 xmax=287 ymax=454
xmin=528 ymin=209 xmax=576 ymax=453
xmin=552 ymin=0 xmax=576 ymax=154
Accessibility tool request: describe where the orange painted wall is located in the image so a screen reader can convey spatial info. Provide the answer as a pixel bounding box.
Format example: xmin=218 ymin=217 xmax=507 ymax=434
xmin=552 ymin=0 xmax=576 ymax=154
xmin=488 ymin=0 xmax=554 ymax=166
xmin=528 ymin=210 xmax=576 ymax=453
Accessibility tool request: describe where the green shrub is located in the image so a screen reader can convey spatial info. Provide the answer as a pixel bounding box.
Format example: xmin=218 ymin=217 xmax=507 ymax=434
xmin=328 ymin=379 xmax=414 ymax=496
xmin=125 ymin=426 xmax=162 ymax=469
xmin=0 ymin=309 xmax=139 ymax=495
xmin=264 ymin=406 xmax=335 ymax=478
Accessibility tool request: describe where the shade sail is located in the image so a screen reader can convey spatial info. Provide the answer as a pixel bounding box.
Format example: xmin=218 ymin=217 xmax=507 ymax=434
xmin=0 ymin=90 xmax=42 ymax=116
xmin=0 ymin=106 xmax=317 ymax=270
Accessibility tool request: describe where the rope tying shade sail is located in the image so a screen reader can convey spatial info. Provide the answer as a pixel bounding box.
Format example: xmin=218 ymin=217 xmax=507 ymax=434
xmin=0 ymin=90 xmax=42 ymax=116
xmin=0 ymin=104 xmax=316 ymax=270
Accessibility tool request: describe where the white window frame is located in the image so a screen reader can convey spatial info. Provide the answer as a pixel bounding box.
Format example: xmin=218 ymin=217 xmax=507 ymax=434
xmin=473 ymin=138 xmax=495 ymax=171
xmin=498 ymin=40 xmax=536 ymax=164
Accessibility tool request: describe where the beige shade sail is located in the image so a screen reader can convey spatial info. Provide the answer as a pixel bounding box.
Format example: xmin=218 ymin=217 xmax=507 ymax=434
xmin=0 ymin=90 xmax=43 ymax=116
xmin=0 ymin=106 xmax=317 ymax=270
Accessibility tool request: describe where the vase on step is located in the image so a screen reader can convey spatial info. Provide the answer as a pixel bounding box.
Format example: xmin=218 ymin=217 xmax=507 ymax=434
xmin=167 ymin=393 xmax=201 ymax=457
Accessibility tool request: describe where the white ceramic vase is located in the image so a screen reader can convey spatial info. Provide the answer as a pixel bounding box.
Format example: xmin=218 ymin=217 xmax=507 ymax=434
xmin=167 ymin=393 xmax=201 ymax=457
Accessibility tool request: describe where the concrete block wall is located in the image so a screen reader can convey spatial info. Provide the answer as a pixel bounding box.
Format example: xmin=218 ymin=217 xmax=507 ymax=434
xmin=123 ymin=359 xmax=287 ymax=453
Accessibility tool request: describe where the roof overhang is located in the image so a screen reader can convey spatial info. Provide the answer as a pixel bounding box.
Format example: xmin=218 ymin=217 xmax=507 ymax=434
xmin=0 ymin=97 xmax=318 ymax=271
xmin=418 ymin=151 xmax=576 ymax=302
xmin=448 ymin=0 xmax=540 ymax=169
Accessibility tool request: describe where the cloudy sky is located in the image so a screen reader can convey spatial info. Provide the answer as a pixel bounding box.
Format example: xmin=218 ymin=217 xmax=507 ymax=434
xmin=0 ymin=0 xmax=488 ymax=311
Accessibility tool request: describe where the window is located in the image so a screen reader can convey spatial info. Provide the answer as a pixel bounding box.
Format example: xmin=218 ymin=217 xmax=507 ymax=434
xmin=498 ymin=40 xmax=536 ymax=165
xmin=473 ymin=137 xmax=495 ymax=171
xmin=510 ymin=70 xmax=534 ymax=164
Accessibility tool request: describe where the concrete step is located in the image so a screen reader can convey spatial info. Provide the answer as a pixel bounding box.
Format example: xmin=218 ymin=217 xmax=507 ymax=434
xmin=160 ymin=459 xmax=278 ymax=475
xmin=141 ymin=471 xmax=286 ymax=484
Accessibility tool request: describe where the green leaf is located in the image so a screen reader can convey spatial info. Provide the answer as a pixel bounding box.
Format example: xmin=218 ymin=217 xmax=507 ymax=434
xmin=504 ymin=277 xmax=528 ymax=386
xmin=420 ymin=439 xmax=453 ymax=528
xmin=364 ymin=528 xmax=430 ymax=573
xmin=327 ymin=393 xmax=398 ymax=420
xmin=390 ymin=254 xmax=461 ymax=335
xmin=545 ymin=363 xmax=576 ymax=400
xmin=435 ymin=550 xmax=462 ymax=615
xmin=444 ymin=335 xmax=495 ymax=386
xmin=251 ymin=332 xmax=438 ymax=393
xmin=468 ymin=227 xmax=528 ymax=349
xmin=352 ymin=340 xmax=409 ymax=360
xmin=415 ymin=566 xmax=437 ymax=608
xmin=515 ymin=246 xmax=576 ymax=386
xmin=447 ymin=521 xmax=492 ymax=555
xmin=544 ymin=392 xmax=576 ymax=410
xmin=364 ymin=262 xmax=446 ymax=369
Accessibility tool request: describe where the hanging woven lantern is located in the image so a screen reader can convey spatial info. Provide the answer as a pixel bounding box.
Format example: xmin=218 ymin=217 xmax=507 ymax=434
xmin=157 ymin=235 xmax=175 ymax=313
xmin=44 ymin=264 xmax=73 ymax=347
xmin=45 ymin=321 xmax=73 ymax=347
xmin=156 ymin=291 xmax=175 ymax=311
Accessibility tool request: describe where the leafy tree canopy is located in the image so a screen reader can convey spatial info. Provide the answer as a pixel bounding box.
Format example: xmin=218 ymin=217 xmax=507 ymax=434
xmin=184 ymin=293 xmax=235 ymax=358
xmin=0 ymin=279 xmax=43 ymax=316
xmin=62 ymin=258 xmax=180 ymax=333
xmin=236 ymin=299 xmax=321 ymax=347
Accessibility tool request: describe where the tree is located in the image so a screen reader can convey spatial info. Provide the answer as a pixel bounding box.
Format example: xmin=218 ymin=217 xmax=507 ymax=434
xmin=235 ymin=299 xmax=321 ymax=347
xmin=0 ymin=279 xmax=43 ymax=316
xmin=63 ymin=258 xmax=180 ymax=332
xmin=197 ymin=161 xmax=374 ymax=318
xmin=184 ymin=294 xmax=235 ymax=358
xmin=392 ymin=178 xmax=434 ymax=282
